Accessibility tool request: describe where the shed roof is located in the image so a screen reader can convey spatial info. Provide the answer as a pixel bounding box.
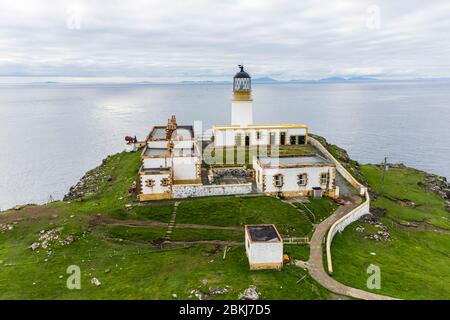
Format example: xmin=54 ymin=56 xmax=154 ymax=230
xmin=257 ymin=155 xmax=332 ymax=168
xmin=246 ymin=224 xmax=281 ymax=243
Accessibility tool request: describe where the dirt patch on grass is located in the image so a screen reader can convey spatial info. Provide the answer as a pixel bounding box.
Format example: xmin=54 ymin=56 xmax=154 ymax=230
xmin=392 ymin=220 xmax=450 ymax=234
xmin=0 ymin=205 xmax=59 ymax=224
xmin=89 ymin=215 xmax=242 ymax=231
xmin=137 ymin=200 xmax=176 ymax=207
xmin=89 ymin=215 xmax=167 ymax=228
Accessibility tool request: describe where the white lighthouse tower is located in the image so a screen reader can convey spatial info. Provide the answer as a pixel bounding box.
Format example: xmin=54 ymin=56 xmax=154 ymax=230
xmin=231 ymin=65 xmax=253 ymax=127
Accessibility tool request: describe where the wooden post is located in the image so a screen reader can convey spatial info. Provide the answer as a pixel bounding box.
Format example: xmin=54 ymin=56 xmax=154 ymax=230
xmin=381 ymin=157 xmax=388 ymax=196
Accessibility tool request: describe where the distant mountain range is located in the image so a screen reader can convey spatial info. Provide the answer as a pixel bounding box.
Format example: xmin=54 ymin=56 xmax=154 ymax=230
xmin=176 ymin=76 xmax=380 ymax=84
xmin=252 ymin=77 xmax=279 ymax=83
xmin=318 ymin=76 xmax=378 ymax=82
xmin=29 ymin=75 xmax=450 ymax=86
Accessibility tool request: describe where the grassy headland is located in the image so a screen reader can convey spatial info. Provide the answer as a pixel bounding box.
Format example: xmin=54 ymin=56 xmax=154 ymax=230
xmin=0 ymin=150 xmax=333 ymax=300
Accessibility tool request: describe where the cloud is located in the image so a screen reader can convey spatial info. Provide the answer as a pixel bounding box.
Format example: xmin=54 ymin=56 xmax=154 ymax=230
xmin=0 ymin=0 xmax=449 ymax=80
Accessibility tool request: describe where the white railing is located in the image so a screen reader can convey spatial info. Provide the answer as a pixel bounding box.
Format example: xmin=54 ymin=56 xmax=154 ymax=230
xmin=283 ymin=236 xmax=310 ymax=244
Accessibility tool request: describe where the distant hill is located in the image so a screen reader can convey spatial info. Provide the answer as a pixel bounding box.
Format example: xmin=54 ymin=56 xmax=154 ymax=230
xmin=346 ymin=76 xmax=378 ymax=81
xmin=319 ymin=76 xmax=378 ymax=82
xmin=253 ymin=77 xmax=278 ymax=83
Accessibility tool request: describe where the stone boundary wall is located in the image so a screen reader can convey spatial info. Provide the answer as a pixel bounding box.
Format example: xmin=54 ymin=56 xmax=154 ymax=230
xmin=308 ymin=137 xmax=367 ymax=196
xmin=172 ymin=183 xmax=252 ymax=199
xmin=308 ymin=137 xmax=371 ymax=274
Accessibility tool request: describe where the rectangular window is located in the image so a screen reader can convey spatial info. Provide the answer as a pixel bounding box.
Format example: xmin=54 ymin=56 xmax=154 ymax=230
xmin=256 ymin=131 xmax=261 ymax=140
xmin=160 ymin=178 xmax=170 ymax=187
xmin=235 ymin=133 xmax=242 ymax=146
xmin=245 ymin=134 xmax=250 ymax=146
xmin=145 ymin=179 xmax=155 ymax=188
xmin=280 ymin=132 xmax=286 ymax=145
xmin=274 ymin=174 xmax=284 ymax=187
xmin=320 ymin=172 xmax=329 ymax=185
xmin=297 ymin=173 xmax=307 ymax=186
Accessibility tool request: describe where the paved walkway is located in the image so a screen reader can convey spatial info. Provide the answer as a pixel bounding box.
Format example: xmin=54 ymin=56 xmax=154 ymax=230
xmin=306 ymin=197 xmax=399 ymax=300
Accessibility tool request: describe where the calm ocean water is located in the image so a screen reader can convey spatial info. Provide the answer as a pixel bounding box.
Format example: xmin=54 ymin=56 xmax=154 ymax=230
xmin=0 ymin=81 xmax=449 ymax=210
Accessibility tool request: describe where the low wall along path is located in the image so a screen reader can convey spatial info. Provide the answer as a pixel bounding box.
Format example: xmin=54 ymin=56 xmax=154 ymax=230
xmin=306 ymin=137 xmax=398 ymax=300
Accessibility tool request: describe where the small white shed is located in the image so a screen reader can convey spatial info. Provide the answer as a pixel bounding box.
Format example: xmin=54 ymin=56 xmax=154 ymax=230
xmin=244 ymin=224 xmax=283 ymax=270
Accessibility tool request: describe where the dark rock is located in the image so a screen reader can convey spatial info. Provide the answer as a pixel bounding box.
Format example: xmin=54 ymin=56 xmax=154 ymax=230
xmin=371 ymin=206 xmax=387 ymax=218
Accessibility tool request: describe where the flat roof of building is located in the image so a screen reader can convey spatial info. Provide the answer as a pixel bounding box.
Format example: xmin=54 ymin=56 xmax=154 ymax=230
xmin=246 ymin=224 xmax=281 ymax=243
xmin=149 ymin=125 xmax=194 ymax=140
xmin=139 ymin=166 xmax=171 ymax=174
xmin=143 ymin=146 xmax=195 ymax=157
xmin=257 ymin=155 xmax=333 ymax=167
xmin=214 ymin=124 xmax=308 ymax=130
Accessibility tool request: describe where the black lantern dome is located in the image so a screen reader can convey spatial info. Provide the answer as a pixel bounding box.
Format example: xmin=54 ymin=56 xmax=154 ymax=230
xmin=233 ymin=65 xmax=251 ymax=93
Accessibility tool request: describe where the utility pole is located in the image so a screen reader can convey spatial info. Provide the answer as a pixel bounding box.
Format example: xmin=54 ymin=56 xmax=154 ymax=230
xmin=381 ymin=157 xmax=388 ymax=196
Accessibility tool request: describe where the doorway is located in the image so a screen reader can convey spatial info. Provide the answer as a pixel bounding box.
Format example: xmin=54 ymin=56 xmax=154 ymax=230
xmin=280 ymin=132 xmax=286 ymax=145
xmin=269 ymin=132 xmax=276 ymax=145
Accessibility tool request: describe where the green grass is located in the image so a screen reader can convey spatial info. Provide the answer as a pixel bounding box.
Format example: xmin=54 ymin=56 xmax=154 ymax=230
xmin=122 ymin=205 xmax=174 ymax=223
xmin=0 ymin=225 xmax=329 ymax=299
xmin=176 ymin=196 xmax=313 ymax=237
xmin=170 ymin=228 xmax=243 ymax=242
xmin=0 ymin=149 xmax=332 ymax=299
xmin=283 ymin=245 xmax=310 ymax=261
xmin=294 ymin=198 xmax=338 ymax=224
xmin=362 ymin=165 xmax=449 ymax=229
xmin=331 ymin=164 xmax=450 ymax=299
xmin=98 ymin=225 xmax=166 ymax=244
xmin=4 ymin=146 xmax=447 ymax=299
xmin=332 ymin=223 xmax=450 ymax=299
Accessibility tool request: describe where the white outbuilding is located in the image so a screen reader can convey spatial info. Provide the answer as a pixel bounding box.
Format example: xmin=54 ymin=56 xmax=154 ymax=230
xmin=245 ymin=224 xmax=283 ymax=270
xmin=253 ymin=154 xmax=339 ymax=199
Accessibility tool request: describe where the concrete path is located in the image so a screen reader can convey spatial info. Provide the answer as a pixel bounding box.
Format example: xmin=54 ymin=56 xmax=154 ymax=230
xmin=306 ymin=197 xmax=399 ymax=300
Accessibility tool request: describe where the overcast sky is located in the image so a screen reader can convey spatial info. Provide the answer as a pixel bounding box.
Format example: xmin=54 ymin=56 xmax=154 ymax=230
xmin=1 ymin=0 xmax=449 ymax=80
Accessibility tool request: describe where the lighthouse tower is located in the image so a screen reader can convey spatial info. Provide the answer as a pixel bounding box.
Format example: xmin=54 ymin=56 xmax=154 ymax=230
xmin=231 ymin=65 xmax=253 ymax=127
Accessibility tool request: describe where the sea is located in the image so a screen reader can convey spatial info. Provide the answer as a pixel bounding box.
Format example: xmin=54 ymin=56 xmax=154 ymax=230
xmin=0 ymin=80 xmax=449 ymax=210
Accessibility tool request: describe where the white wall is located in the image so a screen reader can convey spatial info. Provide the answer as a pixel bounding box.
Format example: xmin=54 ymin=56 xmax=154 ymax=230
xmin=140 ymin=173 xmax=171 ymax=195
xmin=326 ymin=190 xmax=370 ymax=273
xmin=254 ymin=163 xmax=335 ymax=193
xmin=173 ymin=140 xmax=194 ymax=149
xmin=245 ymin=231 xmax=283 ymax=265
xmin=172 ymin=183 xmax=252 ymax=198
xmin=147 ymin=141 xmax=167 ymax=148
xmin=143 ymin=157 xmax=170 ymax=169
xmin=231 ymin=101 xmax=253 ymax=127
xmin=172 ymin=156 xmax=198 ymax=180
xmin=214 ymin=127 xmax=307 ymax=147
xmin=287 ymin=128 xmax=307 ymax=136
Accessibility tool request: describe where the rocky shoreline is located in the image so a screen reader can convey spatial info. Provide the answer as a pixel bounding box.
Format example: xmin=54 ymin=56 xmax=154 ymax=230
xmin=375 ymin=163 xmax=450 ymax=213
xmin=63 ymin=155 xmax=114 ymax=201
